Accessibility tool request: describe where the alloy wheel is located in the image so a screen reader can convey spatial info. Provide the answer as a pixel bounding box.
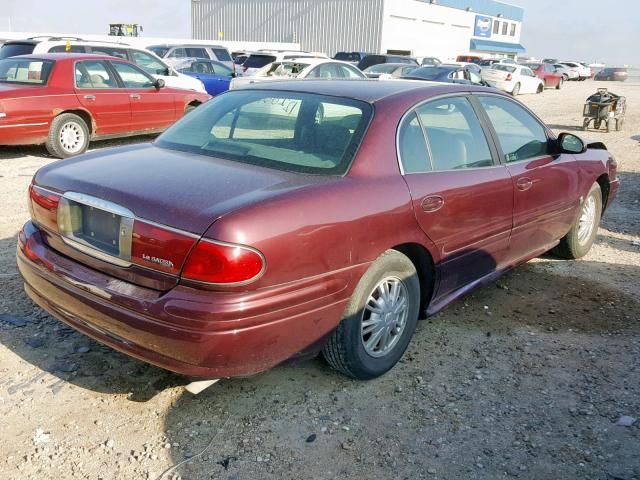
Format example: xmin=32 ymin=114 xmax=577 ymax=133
xmin=361 ymin=276 xmax=409 ymax=358
xmin=577 ymin=195 xmax=597 ymax=245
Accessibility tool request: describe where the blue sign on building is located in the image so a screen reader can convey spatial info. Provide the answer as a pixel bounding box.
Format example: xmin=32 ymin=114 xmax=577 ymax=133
xmin=474 ymin=15 xmax=493 ymax=38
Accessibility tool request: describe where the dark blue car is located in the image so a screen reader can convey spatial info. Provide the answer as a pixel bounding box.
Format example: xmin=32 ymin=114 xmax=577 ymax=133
xmin=172 ymin=58 xmax=235 ymax=96
xmin=402 ymin=65 xmax=484 ymax=86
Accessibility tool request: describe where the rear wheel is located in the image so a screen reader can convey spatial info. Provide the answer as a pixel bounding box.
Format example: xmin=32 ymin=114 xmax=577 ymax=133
xmin=556 ymin=77 xmax=563 ymax=90
xmin=553 ymin=183 xmax=602 ymax=259
xmin=184 ymin=103 xmax=199 ymax=115
xmin=511 ymin=83 xmax=521 ymax=96
xmin=322 ymin=250 xmax=420 ymax=380
xmin=537 ymin=84 xmax=544 ymax=94
xmin=45 ymin=113 xmax=90 ymax=159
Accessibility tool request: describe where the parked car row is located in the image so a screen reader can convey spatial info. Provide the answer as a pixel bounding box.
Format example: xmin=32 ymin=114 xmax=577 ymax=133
xmin=17 ymin=79 xmax=619 ymax=381
xmin=0 ymin=37 xmax=207 ymax=93
xmin=0 ymin=54 xmax=209 ymax=157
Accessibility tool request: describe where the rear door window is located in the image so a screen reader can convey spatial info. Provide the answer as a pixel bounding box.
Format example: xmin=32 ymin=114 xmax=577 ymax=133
xmin=75 ymin=60 xmax=118 ymax=88
xmin=478 ymin=96 xmax=548 ymax=162
xmin=185 ymin=47 xmax=209 ymax=59
xmin=89 ymin=46 xmax=128 ymax=60
xmin=211 ymin=47 xmax=232 ymax=62
xmin=415 ymin=97 xmax=494 ymax=170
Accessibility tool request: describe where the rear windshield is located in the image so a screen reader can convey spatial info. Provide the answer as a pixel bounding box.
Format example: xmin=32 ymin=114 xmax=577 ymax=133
xmin=0 ymin=43 xmax=36 ymax=59
xmin=211 ymin=47 xmax=232 ymax=62
xmin=365 ymin=64 xmax=398 ymax=73
xmin=0 ymin=58 xmax=54 ymax=85
xmin=334 ymin=52 xmax=361 ymax=62
xmin=265 ymin=62 xmax=310 ymax=77
xmin=523 ymin=63 xmax=541 ymax=70
xmin=244 ymin=55 xmax=277 ymax=69
xmin=493 ymin=64 xmax=516 ymax=73
xmin=148 ymin=45 xmax=172 ymax=57
xmin=156 ymin=90 xmax=372 ymax=175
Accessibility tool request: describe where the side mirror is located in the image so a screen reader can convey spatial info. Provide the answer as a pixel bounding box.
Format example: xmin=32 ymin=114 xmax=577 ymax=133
xmin=154 ymin=78 xmax=165 ymax=89
xmin=231 ymin=71 xmax=237 ymax=78
xmin=557 ymin=132 xmax=586 ymax=154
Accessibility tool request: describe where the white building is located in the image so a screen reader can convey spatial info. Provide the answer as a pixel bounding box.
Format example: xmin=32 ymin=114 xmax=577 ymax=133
xmin=192 ymin=0 xmax=526 ymax=60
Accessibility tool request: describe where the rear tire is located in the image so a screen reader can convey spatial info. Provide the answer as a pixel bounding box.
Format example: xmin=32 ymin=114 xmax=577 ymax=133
xmin=184 ymin=103 xmax=199 ymax=116
xmin=553 ymin=183 xmax=602 ymax=259
xmin=511 ymin=83 xmax=521 ymax=96
xmin=537 ymin=84 xmax=544 ymax=94
xmin=556 ymin=78 xmax=563 ymax=90
xmin=322 ymin=250 xmax=420 ymax=380
xmin=45 ymin=113 xmax=90 ymax=159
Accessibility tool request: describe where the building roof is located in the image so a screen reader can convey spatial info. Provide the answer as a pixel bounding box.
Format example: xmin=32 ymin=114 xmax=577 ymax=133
xmin=414 ymin=0 xmax=524 ymax=22
xmin=470 ymin=38 xmax=526 ymax=53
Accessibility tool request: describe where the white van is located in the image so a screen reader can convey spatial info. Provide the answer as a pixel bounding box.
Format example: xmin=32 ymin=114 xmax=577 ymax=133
xmin=0 ymin=37 xmax=207 ymax=93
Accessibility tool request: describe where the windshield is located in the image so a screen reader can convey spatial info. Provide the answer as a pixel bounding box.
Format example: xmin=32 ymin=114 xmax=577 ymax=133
xmin=264 ymin=62 xmax=310 ymax=77
xmin=365 ymin=64 xmax=398 ymax=74
xmin=523 ymin=63 xmax=541 ymax=70
xmin=0 ymin=43 xmax=36 ymax=60
xmin=148 ymin=45 xmax=172 ymax=58
xmin=244 ymin=55 xmax=277 ymax=69
xmin=156 ymin=90 xmax=373 ymax=175
xmin=0 ymin=58 xmax=54 ymax=85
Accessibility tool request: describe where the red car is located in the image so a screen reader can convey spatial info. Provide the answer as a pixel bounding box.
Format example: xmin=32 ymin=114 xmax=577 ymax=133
xmin=0 ymin=54 xmax=210 ymax=157
xmin=17 ymin=81 xmax=618 ymax=380
xmin=522 ymin=62 xmax=564 ymax=89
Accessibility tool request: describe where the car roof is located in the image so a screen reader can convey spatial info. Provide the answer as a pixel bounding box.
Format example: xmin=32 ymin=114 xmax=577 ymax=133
xmin=276 ymin=58 xmax=353 ymax=66
xmin=241 ymin=79 xmax=480 ymax=103
xmin=9 ymin=53 xmax=126 ymax=61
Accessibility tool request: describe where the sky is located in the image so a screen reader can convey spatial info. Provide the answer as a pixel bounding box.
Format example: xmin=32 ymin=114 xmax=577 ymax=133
xmin=509 ymin=0 xmax=638 ymax=66
xmin=0 ymin=0 xmax=637 ymax=66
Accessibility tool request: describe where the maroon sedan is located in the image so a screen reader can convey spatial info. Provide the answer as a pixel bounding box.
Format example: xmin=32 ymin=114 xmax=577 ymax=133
xmin=523 ymin=62 xmax=564 ymax=89
xmin=17 ymin=81 xmax=618 ymax=380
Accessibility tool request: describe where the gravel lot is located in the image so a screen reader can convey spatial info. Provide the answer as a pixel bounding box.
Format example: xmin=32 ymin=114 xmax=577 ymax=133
xmin=1 ymin=81 xmax=639 ymax=480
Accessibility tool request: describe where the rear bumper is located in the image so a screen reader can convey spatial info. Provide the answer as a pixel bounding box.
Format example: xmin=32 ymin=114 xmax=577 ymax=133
xmin=17 ymin=222 xmax=362 ymax=378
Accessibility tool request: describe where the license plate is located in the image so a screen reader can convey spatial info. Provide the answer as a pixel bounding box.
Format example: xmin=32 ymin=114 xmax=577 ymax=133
xmin=57 ymin=192 xmax=134 ymax=266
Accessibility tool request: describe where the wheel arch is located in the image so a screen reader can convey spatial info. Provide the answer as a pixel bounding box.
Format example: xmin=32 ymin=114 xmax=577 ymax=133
xmin=391 ymin=242 xmax=436 ymax=314
xmin=595 ymin=173 xmax=611 ymax=212
xmin=53 ymin=108 xmax=95 ymax=135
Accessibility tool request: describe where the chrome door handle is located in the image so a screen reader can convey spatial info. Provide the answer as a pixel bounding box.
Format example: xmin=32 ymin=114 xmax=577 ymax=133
xmin=516 ymin=177 xmax=533 ymax=191
xmin=83 ymin=95 xmax=96 ymax=101
xmin=130 ymin=94 xmax=141 ymax=100
xmin=421 ymin=195 xmax=444 ymax=213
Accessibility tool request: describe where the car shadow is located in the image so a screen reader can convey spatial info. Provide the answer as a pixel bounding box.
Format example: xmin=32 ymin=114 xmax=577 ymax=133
xmin=0 ymin=135 xmax=159 ymax=161
xmin=155 ymin=260 xmax=640 ymax=480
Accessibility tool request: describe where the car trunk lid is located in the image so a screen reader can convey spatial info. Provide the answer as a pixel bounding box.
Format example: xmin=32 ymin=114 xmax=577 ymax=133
xmin=32 ymin=143 xmax=324 ymax=289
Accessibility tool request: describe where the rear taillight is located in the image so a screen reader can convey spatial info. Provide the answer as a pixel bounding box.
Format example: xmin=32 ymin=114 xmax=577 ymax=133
xmin=182 ymin=239 xmax=265 ymax=285
xmin=29 ymin=184 xmax=60 ymax=232
xmin=130 ymin=220 xmax=197 ymax=275
xmin=505 ymin=73 xmax=513 ymax=81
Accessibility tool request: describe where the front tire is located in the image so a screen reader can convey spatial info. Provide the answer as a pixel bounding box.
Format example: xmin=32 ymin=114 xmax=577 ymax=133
xmin=45 ymin=113 xmax=90 ymax=159
xmin=553 ymin=183 xmax=602 ymax=259
xmin=322 ymin=250 xmax=420 ymax=380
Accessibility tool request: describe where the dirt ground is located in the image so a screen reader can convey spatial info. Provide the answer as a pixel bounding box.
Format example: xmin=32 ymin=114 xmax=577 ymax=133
xmin=1 ymin=80 xmax=639 ymax=480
